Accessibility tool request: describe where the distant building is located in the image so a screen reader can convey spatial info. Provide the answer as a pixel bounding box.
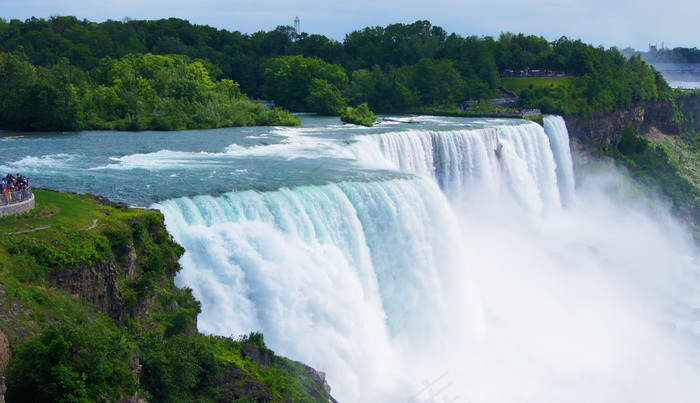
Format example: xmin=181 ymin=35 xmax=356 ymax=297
xmin=649 ymin=44 xmax=658 ymax=52
xmin=294 ymin=16 xmax=300 ymax=35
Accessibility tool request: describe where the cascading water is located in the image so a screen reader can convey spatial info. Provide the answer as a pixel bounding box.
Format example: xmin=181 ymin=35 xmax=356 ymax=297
xmin=157 ymin=177 xmax=479 ymax=400
xmin=543 ymin=115 xmax=576 ymax=205
xmin=151 ymin=116 xmax=700 ymax=402
xmin=346 ymin=118 xmax=563 ymax=213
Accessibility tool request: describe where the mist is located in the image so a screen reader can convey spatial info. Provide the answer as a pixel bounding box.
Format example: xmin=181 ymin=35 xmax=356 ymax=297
xmin=421 ymin=165 xmax=700 ymax=402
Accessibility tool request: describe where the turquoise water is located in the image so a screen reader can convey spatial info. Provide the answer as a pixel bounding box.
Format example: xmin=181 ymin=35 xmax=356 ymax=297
xmin=0 ymin=115 xmax=501 ymax=205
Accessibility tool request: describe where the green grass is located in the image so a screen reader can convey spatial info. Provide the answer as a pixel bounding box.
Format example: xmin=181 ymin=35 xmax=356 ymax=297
xmin=499 ymin=76 xmax=569 ymax=97
xmin=0 ymin=189 xmax=143 ymax=234
xmin=0 ymin=190 xmax=161 ymax=275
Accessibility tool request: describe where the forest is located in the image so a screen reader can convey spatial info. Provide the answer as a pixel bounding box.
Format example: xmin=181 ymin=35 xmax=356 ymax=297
xmin=0 ymin=16 xmax=673 ymax=130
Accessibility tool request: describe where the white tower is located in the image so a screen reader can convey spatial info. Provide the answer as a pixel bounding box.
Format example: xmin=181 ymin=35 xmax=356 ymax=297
xmin=294 ymin=16 xmax=300 ymax=35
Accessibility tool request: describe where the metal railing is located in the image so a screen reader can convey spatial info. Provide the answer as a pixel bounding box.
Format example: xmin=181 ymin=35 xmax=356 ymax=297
xmin=0 ymin=187 xmax=33 ymax=207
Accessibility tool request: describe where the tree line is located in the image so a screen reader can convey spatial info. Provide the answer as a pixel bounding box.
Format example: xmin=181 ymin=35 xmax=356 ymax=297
xmin=622 ymin=46 xmax=700 ymax=64
xmin=0 ymin=16 xmax=674 ymax=130
xmin=0 ymin=50 xmax=299 ymax=131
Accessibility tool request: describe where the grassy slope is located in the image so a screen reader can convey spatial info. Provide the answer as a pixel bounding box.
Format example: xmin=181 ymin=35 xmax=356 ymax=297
xmin=0 ymin=189 xmax=124 ymax=238
xmin=648 ymin=129 xmax=700 ymax=189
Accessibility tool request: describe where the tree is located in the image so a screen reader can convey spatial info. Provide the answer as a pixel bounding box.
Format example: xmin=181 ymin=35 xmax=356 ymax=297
xmin=261 ymin=55 xmax=348 ymax=112
xmin=396 ymin=58 xmax=467 ymax=107
xmin=306 ymin=78 xmax=347 ymax=115
xmin=0 ymin=51 xmax=36 ymax=127
xmin=341 ymin=102 xmax=377 ymax=126
xmin=346 ymin=65 xmax=414 ymax=112
xmin=6 ymin=321 xmax=137 ymax=402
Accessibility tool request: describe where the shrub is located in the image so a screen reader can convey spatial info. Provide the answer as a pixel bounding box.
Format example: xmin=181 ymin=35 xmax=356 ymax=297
xmin=340 ymin=103 xmax=377 ymax=127
xmin=6 ymin=321 xmax=137 ymax=402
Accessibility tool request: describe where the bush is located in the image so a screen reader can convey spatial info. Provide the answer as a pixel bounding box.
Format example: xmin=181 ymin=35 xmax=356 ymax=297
xmin=138 ymin=333 xmax=219 ymax=402
xmin=6 ymin=321 xmax=137 ymax=402
xmin=340 ymin=103 xmax=377 ymax=127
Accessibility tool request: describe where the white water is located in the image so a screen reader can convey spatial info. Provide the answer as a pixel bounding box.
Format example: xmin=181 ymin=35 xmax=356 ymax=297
xmin=156 ymin=116 xmax=700 ymax=402
xmin=347 ymin=118 xmax=562 ymax=213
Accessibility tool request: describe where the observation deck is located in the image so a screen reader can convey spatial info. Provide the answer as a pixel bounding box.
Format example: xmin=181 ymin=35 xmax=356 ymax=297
xmin=0 ymin=188 xmax=34 ymax=218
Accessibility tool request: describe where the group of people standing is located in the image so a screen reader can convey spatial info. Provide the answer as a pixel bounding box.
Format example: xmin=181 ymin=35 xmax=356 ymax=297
xmin=1 ymin=174 xmax=32 ymax=206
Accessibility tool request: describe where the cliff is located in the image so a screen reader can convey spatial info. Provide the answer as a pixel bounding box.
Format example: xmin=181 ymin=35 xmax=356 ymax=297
xmin=564 ymin=93 xmax=700 ymax=148
xmin=564 ymin=93 xmax=700 ymax=231
xmin=0 ymin=190 xmax=335 ymax=402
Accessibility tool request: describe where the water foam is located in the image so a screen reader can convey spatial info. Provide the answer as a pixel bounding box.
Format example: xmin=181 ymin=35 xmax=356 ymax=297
xmin=0 ymin=153 xmax=80 ymax=173
xmin=348 ymin=119 xmax=562 ymax=213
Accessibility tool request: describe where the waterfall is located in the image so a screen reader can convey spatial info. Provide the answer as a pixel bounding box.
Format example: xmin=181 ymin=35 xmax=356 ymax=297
xmin=348 ymin=127 xmax=500 ymax=202
xmin=156 ymin=177 xmax=477 ymax=400
xmin=348 ymin=118 xmax=571 ymax=214
xmin=543 ymin=115 xmax=576 ymax=205
xmin=156 ymin=116 xmax=700 ymax=402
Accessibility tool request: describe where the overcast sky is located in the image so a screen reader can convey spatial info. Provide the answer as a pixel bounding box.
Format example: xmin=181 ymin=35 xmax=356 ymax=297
xmin=1 ymin=0 xmax=697 ymax=51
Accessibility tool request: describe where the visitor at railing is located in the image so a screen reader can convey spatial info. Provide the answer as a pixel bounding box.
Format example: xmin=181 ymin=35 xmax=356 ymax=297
xmin=1 ymin=174 xmax=32 ymax=207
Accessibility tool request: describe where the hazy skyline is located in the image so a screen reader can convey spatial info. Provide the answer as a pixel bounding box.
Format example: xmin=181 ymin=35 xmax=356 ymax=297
xmin=1 ymin=0 xmax=697 ymax=51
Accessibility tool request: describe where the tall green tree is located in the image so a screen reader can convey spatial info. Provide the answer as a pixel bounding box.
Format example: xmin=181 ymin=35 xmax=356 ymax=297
xmin=396 ymin=59 xmax=467 ymax=107
xmin=261 ymin=55 xmax=348 ymax=112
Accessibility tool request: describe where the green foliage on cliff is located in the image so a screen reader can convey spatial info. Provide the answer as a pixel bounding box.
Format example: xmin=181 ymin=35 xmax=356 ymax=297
xmin=6 ymin=321 xmax=137 ymax=402
xmin=605 ymin=125 xmax=700 ymax=222
xmin=516 ymin=54 xmax=672 ymax=116
xmin=0 ymin=190 xmax=331 ymax=402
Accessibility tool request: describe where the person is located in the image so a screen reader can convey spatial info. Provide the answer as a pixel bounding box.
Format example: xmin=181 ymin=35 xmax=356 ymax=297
xmin=0 ymin=173 xmax=31 ymax=205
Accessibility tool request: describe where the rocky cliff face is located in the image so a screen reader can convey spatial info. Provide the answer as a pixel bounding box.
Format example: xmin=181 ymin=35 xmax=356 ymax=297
xmin=46 ymin=242 xmax=141 ymax=324
xmin=565 ymin=100 xmax=682 ymax=147
xmin=675 ymin=93 xmax=700 ymax=134
xmin=565 ymin=95 xmax=700 ymax=148
xmin=0 ymin=331 xmax=10 ymax=403
xmin=0 ymin=331 xmax=8 ymax=373
xmin=48 ymin=261 xmax=127 ymax=322
xmin=0 ymin=330 xmax=7 ymax=403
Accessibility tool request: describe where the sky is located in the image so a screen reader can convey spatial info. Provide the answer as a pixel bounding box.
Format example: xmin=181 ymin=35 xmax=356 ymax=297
xmin=1 ymin=0 xmax=698 ymax=51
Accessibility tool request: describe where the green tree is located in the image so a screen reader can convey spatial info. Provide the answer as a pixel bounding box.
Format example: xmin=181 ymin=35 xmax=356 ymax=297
xmin=306 ymin=78 xmax=347 ymax=115
xmin=6 ymin=321 xmax=137 ymax=403
xmin=0 ymin=51 xmax=35 ymax=127
xmin=138 ymin=333 xmax=219 ymax=402
xmin=396 ymin=58 xmax=467 ymax=107
xmin=341 ymin=102 xmax=377 ymax=126
xmin=261 ymin=55 xmax=348 ymax=112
